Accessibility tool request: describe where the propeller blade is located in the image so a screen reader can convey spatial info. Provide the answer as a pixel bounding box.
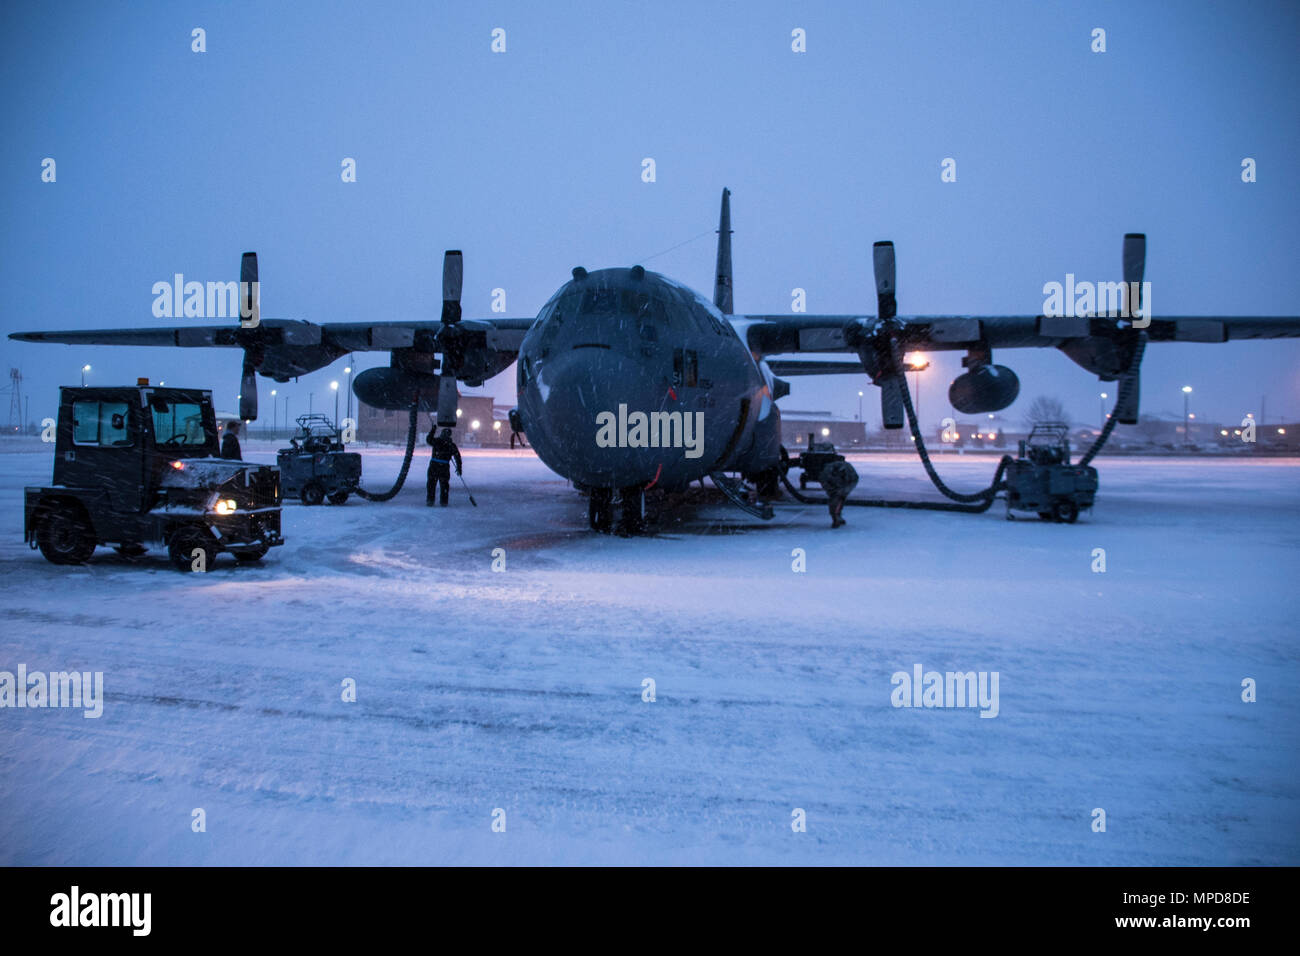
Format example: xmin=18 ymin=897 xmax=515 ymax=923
xmin=435 ymin=374 xmax=459 ymax=428
xmin=1122 ymin=233 xmax=1146 ymax=321
xmin=239 ymin=353 xmax=258 ymax=421
xmin=873 ymin=240 xmax=897 ymax=321
xmin=240 ymin=251 xmax=260 ymax=328
xmin=441 ymin=250 xmax=463 ymax=325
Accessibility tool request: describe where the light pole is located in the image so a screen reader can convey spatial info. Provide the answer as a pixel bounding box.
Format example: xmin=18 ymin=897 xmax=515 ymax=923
xmin=1182 ymin=386 xmax=1193 ymax=445
xmin=1099 ymin=392 xmax=1107 ymax=431
xmin=857 ymin=390 xmax=864 ymax=422
xmin=309 ymin=391 xmax=314 ymax=414
xmin=344 ymin=364 xmax=353 ymax=424
xmin=906 ymin=355 xmax=930 ymax=428
xmin=331 ymin=380 xmax=340 ymax=425
xmin=80 ymin=364 xmax=90 ymax=386
xmin=270 ymin=389 xmax=277 ymax=436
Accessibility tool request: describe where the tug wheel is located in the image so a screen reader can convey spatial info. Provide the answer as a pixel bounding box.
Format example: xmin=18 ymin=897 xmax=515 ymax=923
xmin=328 ymin=491 xmax=349 ymax=505
xmin=168 ymin=525 xmax=217 ymax=572
xmin=301 ymin=482 xmax=325 ymax=506
xmin=1054 ymin=500 xmax=1080 ymax=524
xmin=232 ymin=544 xmax=269 ymax=563
xmin=36 ymin=507 xmax=96 ymax=565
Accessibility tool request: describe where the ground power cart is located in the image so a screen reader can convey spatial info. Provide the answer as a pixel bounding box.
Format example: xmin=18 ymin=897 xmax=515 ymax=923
xmin=1004 ymin=422 xmax=1098 ymax=523
xmin=277 ymin=413 xmax=361 ymax=505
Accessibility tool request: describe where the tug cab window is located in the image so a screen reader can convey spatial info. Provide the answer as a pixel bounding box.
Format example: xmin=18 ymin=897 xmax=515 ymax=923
xmin=72 ymin=401 xmax=132 ymax=446
xmin=150 ymin=398 xmax=208 ymax=448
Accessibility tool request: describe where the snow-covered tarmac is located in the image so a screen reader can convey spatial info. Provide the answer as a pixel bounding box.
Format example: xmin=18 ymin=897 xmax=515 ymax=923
xmin=1 ymin=440 xmax=1297 ymax=865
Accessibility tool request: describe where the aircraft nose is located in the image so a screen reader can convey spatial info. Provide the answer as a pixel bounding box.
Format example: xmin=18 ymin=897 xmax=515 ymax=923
xmin=529 ymin=346 xmax=666 ymax=487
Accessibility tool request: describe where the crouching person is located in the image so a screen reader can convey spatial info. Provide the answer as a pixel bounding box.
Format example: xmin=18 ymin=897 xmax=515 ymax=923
xmin=819 ymin=459 xmax=859 ymax=528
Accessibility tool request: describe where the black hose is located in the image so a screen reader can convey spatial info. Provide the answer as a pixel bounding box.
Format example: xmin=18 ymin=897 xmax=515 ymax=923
xmin=355 ymin=403 xmax=420 ymax=502
xmin=1078 ymin=332 xmax=1146 ymax=467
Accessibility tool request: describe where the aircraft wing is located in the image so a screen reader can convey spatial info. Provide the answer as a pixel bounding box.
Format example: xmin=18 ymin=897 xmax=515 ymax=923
xmin=9 ymin=316 xmax=537 ymax=381
xmin=9 ymin=317 xmax=535 ymax=352
xmin=743 ymin=311 xmax=1300 ymax=428
xmin=741 ymin=314 xmax=1300 ymax=357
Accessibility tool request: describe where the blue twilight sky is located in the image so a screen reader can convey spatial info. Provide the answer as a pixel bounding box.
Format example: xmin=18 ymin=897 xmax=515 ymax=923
xmin=2 ymin=0 xmax=1298 ymax=430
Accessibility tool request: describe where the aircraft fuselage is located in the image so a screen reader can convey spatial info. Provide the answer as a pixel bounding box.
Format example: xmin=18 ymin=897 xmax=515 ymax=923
xmin=516 ymin=267 xmax=780 ymax=492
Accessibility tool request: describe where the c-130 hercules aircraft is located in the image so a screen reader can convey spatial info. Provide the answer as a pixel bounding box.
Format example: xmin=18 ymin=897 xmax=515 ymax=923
xmin=13 ymin=189 xmax=1300 ymax=533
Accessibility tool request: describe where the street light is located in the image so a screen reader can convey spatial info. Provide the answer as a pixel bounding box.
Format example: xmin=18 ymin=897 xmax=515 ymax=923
xmin=1182 ymin=385 xmax=1193 ymax=445
xmin=80 ymin=364 xmax=90 ymax=386
xmin=1099 ymin=392 xmax=1108 ymax=431
xmin=271 ymin=389 xmax=278 ymax=435
xmin=857 ymin=390 xmax=864 ymax=422
xmin=331 ymin=380 xmax=340 ymax=425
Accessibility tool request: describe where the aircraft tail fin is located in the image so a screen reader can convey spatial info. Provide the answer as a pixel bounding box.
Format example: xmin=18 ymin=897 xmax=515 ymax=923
xmin=713 ymin=187 xmax=733 ymax=315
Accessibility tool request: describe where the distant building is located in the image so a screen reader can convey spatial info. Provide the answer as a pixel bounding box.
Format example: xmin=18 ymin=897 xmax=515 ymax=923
xmin=357 ymin=395 xmax=518 ymax=447
xmin=780 ymin=410 xmax=868 ymax=448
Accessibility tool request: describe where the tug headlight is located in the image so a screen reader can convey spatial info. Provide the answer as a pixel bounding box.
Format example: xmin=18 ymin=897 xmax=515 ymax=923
xmin=213 ymin=498 xmax=238 ymax=515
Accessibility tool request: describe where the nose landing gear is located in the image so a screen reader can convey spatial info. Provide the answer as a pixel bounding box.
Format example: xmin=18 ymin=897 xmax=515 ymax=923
xmin=587 ymin=486 xmax=645 ymax=535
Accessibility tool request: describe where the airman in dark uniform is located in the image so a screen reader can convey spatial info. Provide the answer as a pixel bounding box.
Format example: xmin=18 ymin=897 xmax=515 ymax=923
xmin=819 ymin=459 xmax=859 ymax=528
xmin=427 ymin=427 xmax=462 ymax=506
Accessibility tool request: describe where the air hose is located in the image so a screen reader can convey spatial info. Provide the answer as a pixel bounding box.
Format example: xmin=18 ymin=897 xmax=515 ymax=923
xmin=1078 ymin=332 xmax=1146 ymax=467
xmin=355 ymin=403 xmax=420 ymax=502
xmin=780 ymin=330 xmax=1143 ymax=514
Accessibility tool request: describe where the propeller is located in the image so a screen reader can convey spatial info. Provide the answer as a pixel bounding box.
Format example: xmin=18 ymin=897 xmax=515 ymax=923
xmin=1114 ymin=232 xmax=1147 ymax=425
xmin=434 ymin=250 xmax=464 ymax=427
xmin=238 ymin=252 xmax=260 ymax=421
xmin=870 ymin=240 xmax=906 ymax=428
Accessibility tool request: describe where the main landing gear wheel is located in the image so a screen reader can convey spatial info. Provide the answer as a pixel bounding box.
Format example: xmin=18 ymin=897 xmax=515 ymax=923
xmin=588 ymin=488 xmax=613 ymax=533
xmin=301 ymin=481 xmax=325 ymax=506
xmin=36 ymin=508 xmax=96 ymax=565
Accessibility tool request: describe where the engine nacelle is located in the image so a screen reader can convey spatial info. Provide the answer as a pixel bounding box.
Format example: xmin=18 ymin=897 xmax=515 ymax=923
xmin=352 ymin=367 xmax=444 ymax=412
xmin=948 ymin=364 xmax=1020 ymax=414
